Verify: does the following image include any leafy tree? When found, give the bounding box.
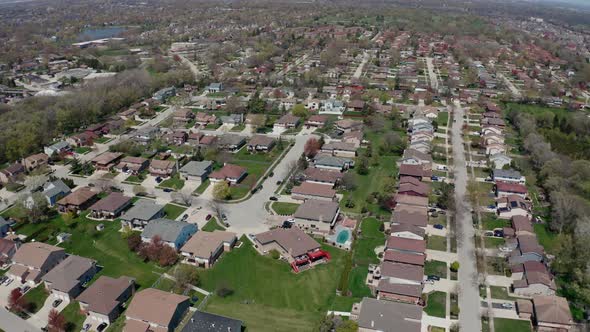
[304,138,321,158]
[292,104,309,119]
[336,320,358,332]
[450,261,460,272]
[213,181,231,200]
[356,156,369,175]
[48,309,66,332]
[8,288,25,312]
[341,172,357,191]
[127,232,142,251]
[174,264,200,290]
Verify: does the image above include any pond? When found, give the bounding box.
[77,26,127,41]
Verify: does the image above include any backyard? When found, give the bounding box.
[198,238,347,332]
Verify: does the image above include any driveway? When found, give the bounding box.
[28,294,70,329]
[451,100,482,332]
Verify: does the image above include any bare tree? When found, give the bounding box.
[173,190,193,206]
[208,201,226,220]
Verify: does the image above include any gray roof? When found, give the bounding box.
[357,297,422,332]
[180,160,213,177]
[42,255,96,293]
[120,199,164,222]
[43,180,71,199]
[218,134,245,146]
[141,218,196,243]
[181,311,242,332]
[0,216,9,228]
[314,154,353,168]
[493,168,522,179]
[293,199,339,222]
[48,141,69,151]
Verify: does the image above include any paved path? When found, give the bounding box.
[352,52,370,79]
[177,54,202,80]
[497,73,521,98]
[451,100,482,332]
[425,57,439,90]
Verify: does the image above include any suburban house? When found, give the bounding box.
[7,242,67,285]
[398,182,429,197]
[320,142,357,158]
[495,181,528,198]
[511,261,549,280]
[493,169,526,184]
[531,296,573,331]
[206,82,223,93]
[0,162,25,184]
[44,141,71,156]
[305,115,328,128]
[165,131,188,146]
[320,99,345,115]
[0,238,19,264]
[217,134,246,151]
[273,114,301,131]
[120,200,166,229]
[57,187,98,214]
[391,208,428,228]
[347,99,365,112]
[399,164,431,181]
[390,224,426,240]
[196,135,217,148]
[115,156,149,175]
[335,119,363,133]
[490,153,512,169]
[247,135,276,152]
[153,87,176,102]
[385,237,426,256]
[343,130,363,148]
[383,251,425,267]
[77,275,135,324]
[89,192,132,219]
[401,149,433,169]
[391,194,428,209]
[293,199,340,229]
[313,154,354,171]
[513,270,556,297]
[507,215,535,237]
[173,108,195,127]
[39,179,71,206]
[187,132,204,146]
[91,152,123,171]
[291,182,337,201]
[195,112,218,127]
[149,159,177,178]
[42,255,97,300]
[124,288,190,332]
[22,153,49,171]
[509,235,545,265]
[132,126,159,145]
[351,297,422,332]
[373,261,423,286]
[496,195,531,219]
[180,311,243,332]
[67,132,96,147]
[179,160,213,182]
[180,230,237,268]
[141,218,198,250]
[255,227,322,263]
[408,140,431,154]
[303,167,343,187]
[220,113,244,126]
[209,164,247,184]
[376,280,422,305]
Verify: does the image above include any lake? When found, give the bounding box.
[77,26,127,42]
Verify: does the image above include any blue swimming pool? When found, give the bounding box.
[336,229,351,244]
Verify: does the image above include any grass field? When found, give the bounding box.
[163,204,187,220]
[533,223,558,254]
[23,284,49,313]
[74,147,91,154]
[199,238,347,332]
[61,301,86,332]
[437,111,449,126]
[494,318,531,332]
[427,235,447,251]
[271,202,300,215]
[159,175,185,190]
[424,260,448,279]
[424,291,446,318]
[348,218,385,298]
[490,286,518,301]
[484,237,505,249]
[202,218,225,232]
[482,213,508,230]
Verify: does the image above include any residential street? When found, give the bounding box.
[425,57,439,90]
[0,307,40,332]
[451,100,482,332]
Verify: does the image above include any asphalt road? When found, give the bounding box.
[0,306,40,332]
[451,100,482,332]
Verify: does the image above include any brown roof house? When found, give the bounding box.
[22,153,49,172]
[291,182,337,202]
[273,114,300,131]
[115,157,149,175]
[173,108,195,127]
[320,141,357,158]
[7,242,67,285]
[77,275,135,324]
[351,297,421,332]
[89,192,133,219]
[532,296,573,331]
[42,255,97,300]
[383,251,425,267]
[305,115,328,128]
[124,288,190,332]
[399,164,432,181]
[0,238,20,265]
[247,135,276,152]
[303,167,343,187]
[255,227,321,263]
[149,159,177,178]
[376,279,423,305]
[57,187,98,214]
[91,152,123,171]
[513,270,556,297]
[385,237,426,256]
[0,162,25,184]
[180,230,237,268]
[209,164,247,185]
[293,199,340,231]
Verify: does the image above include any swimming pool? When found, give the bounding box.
[336,228,351,244]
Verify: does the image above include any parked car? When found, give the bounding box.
[82,324,91,332]
[431,176,439,181]
[276,180,282,185]
[97,323,108,332]
[493,230,504,238]
[433,224,444,230]
[205,214,212,221]
[501,303,514,309]
[181,214,188,221]
[484,177,493,182]
[282,220,293,228]
[163,188,173,192]
[269,196,278,201]
[427,275,440,281]
[155,176,163,183]
[52,299,63,308]
[21,286,31,293]
[285,218,295,223]
[484,231,494,237]
[4,278,13,286]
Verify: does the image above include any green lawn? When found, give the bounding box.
[481,213,509,230]
[194,179,210,194]
[163,204,187,220]
[490,286,518,301]
[61,301,86,332]
[427,235,447,251]
[202,218,225,232]
[424,260,448,279]
[23,284,49,313]
[348,218,385,298]
[437,111,449,126]
[159,175,185,190]
[199,238,347,332]
[424,291,446,318]
[124,172,147,184]
[330,295,362,312]
[494,318,531,332]
[74,147,91,154]
[94,137,112,144]
[533,223,558,254]
[271,202,300,215]
[484,237,505,249]
[230,124,246,132]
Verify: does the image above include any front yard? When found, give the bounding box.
[198,238,348,332]
[158,174,185,190]
[23,284,49,313]
[163,203,188,220]
[493,318,531,332]
[271,202,300,215]
[424,291,446,318]
[427,235,447,251]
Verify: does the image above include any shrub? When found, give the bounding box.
[216,285,234,298]
[270,249,280,260]
[450,261,460,272]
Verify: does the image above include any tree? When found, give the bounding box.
[249,114,266,132]
[380,132,405,154]
[8,288,24,312]
[191,148,204,161]
[208,201,226,221]
[174,264,200,290]
[437,183,455,211]
[356,156,369,175]
[212,181,231,200]
[292,104,309,119]
[17,191,50,223]
[127,232,142,251]
[158,245,178,266]
[450,261,460,272]
[341,172,357,191]
[173,190,193,206]
[304,138,321,158]
[62,211,76,227]
[336,320,358,332]
[48,309,66,332]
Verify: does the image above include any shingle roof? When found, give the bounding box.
[293,199,339,222]
[76,276,134,315]
[90,192,131,212]
[380,261,423,282]
[181,311,242,332]
[120,200,164,222]
[125,288,189,328]
[533,296,572,326]
[209,164,246,180]
[383,250,425,266]
[141,218,195,243]
[291,182,336,198]
[180,160,213,177]
[255,227,320,258]
[12,242,65,269]
[357,297,422,332]
[386,237,426,254]
[57,187,96,206]
[180,230,236,259]
[42,255,96,293]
